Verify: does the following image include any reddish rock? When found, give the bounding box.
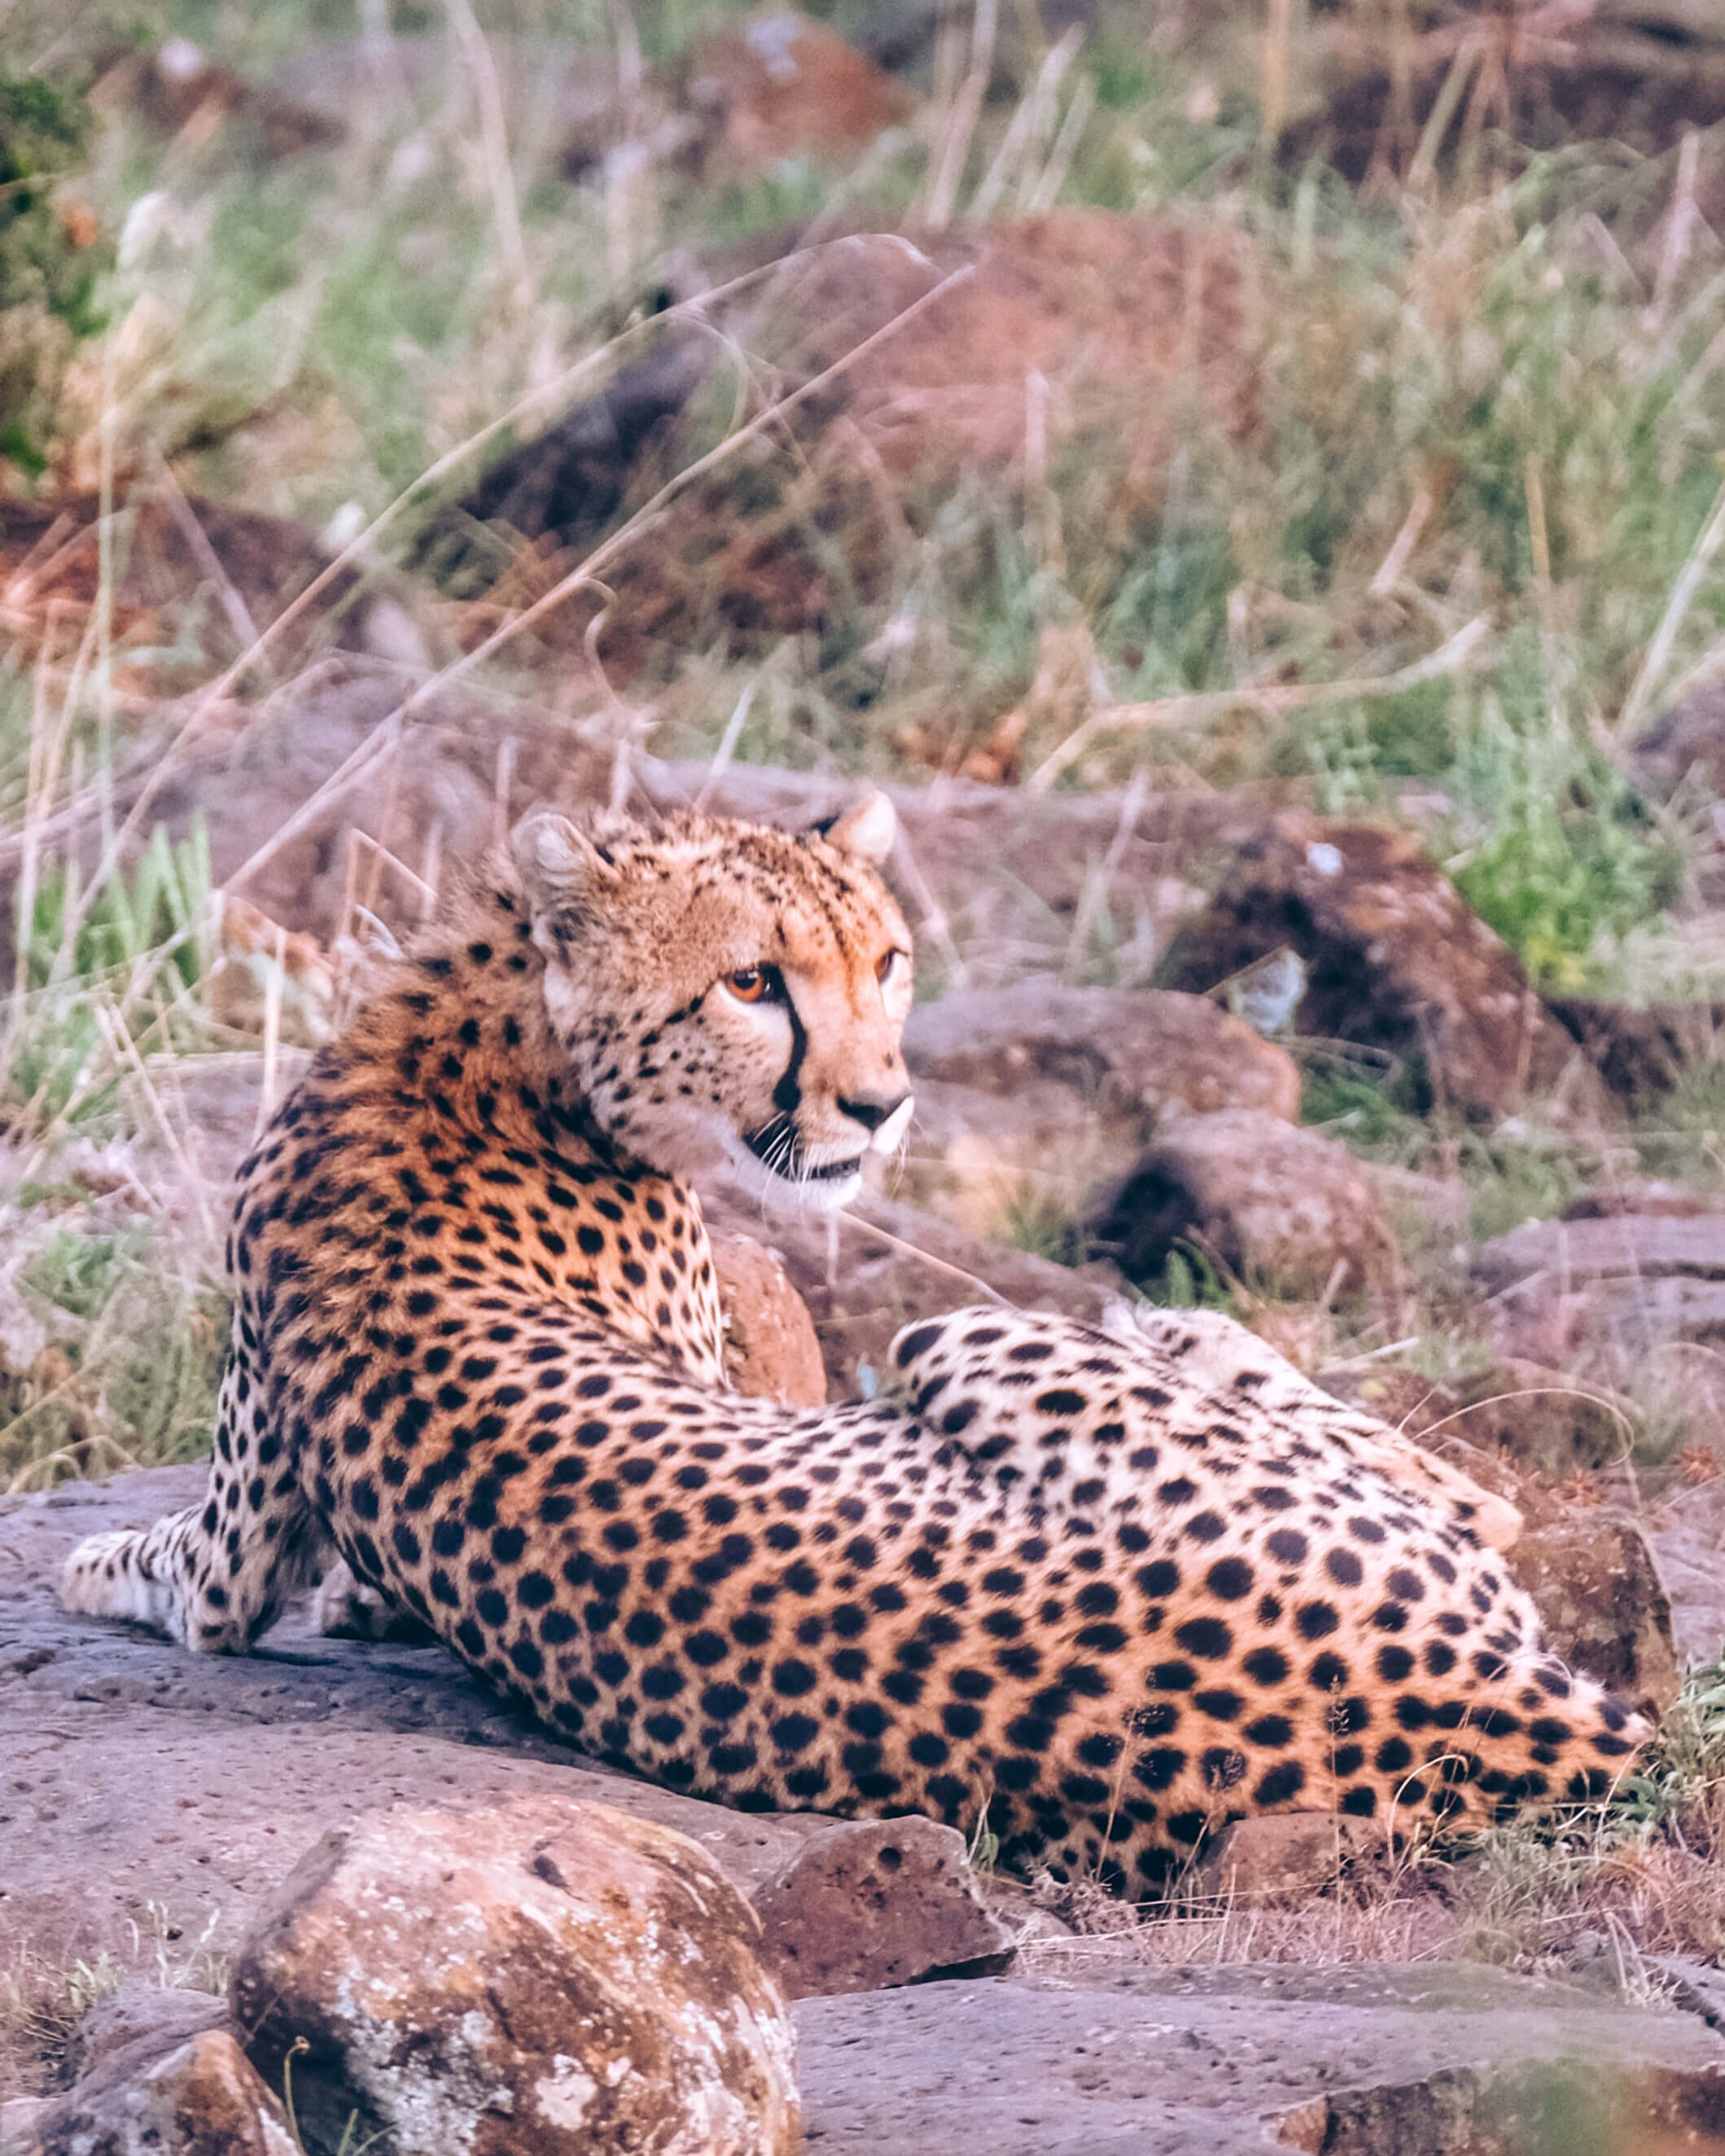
[707,1187,1127,1397]
[1548,998,1725,1105]
[1190,1813,1373,1905]
[231,1797,799,2156]
[674,11,913,177]
[710,1231,827,1406]
[1160,812,1595,1122]
[905,981,1300,1123]
[753,1817,1013,1998]
[1510,1514,1679,1720]
[33,2029,291,2156]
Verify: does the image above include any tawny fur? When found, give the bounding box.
[61,801,1643,1888]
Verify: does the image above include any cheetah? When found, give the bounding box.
[62,794,1644,1889]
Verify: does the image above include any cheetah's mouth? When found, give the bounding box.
[742,1127,865,1185]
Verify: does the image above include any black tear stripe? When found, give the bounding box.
[773,991,809,1116]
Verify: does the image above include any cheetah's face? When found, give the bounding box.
[513,794,913,1210]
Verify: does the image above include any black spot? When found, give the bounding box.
[1194,1689,1243,1721]
[1174,1617,1232,1660]
[1254,1760,1306,1805]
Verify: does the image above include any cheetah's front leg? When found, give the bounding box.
[60,1350,318,1652]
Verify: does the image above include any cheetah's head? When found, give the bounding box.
[512,794,913,1210]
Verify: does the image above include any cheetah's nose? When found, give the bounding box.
[838,1088,912,1135]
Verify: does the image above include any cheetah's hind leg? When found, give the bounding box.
[1112,1305,1524,1550]
[313,1558,437,1645]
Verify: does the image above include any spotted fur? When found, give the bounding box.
[61,798,1644,1887]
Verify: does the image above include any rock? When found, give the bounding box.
[707,1187,1127,1397]
[436,214,1256,661]
[62,1982,229,2088]
[1474,1211,1725,1296]
[77,652,1278,980]
[904,981,1301,1124]
[790,1964,1725,2155]
[1475,1211,1725,1381]
[1565,1178,1710,1221]
[1548,996,1725,1104]
[1189,1813,1368,1905]
[709,1231,826,1406]
[1084,1108,1399,1302]
[1632,678,1725,797]
[1648,1477,1725,1668]
[0,1464,835,1975]
[0,496,427,690]
[752,1817,1013,1999]
[895,982,1301,1236]
[896,1075,1122,1238]
[90,40,342,160]
[230,1795,799,2156]
[30,2029,291,2156]
[671,11,914,178]
[1159,811,1596,1122]
[1,2100,50,2151]
[1509,1513,1679,1717]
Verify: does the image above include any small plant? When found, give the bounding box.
[0,72,105,476]
[3,820,216,1130]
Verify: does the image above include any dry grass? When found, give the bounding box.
[0,1907,226,2103]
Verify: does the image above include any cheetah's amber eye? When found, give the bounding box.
[877,949,909,989]
[724,967,773,1004]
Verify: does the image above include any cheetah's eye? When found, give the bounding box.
[723,966,781,1005]
[876,949,909,990]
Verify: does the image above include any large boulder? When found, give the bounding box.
[1085,1107,1400,1302]
[230,1796,799,2156]
[902,981,1301,1125]
[1160,811,1596,1122]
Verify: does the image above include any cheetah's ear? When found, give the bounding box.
[815,789,896,867]
[511,811,620,923]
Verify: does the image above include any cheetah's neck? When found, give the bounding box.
[252,878,729,1385]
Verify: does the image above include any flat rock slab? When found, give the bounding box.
[793,1965,1725,2155]
[1649,1480,1725,1668]
[1474,1214,1725,1292]
[0,1467,841,1963]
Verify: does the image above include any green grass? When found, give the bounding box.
[0,1223,226,1493]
